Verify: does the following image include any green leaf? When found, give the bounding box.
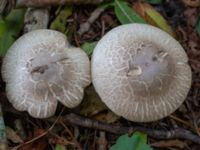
[50,6,72,33]
[81,42,97,56]
[114,0,146,24]
[196,14,200,37]
[99,0,115,9]
[0,9,25,56]
[55,144,65,150]
[109,132,152,150]
[0,116,6,141]
[145,0,163,4]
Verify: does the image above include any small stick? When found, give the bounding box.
[1,0,104,17]
[62,113,200,144]
[78,7,105,36]
[98,131,107,150]
[16,0,104,8]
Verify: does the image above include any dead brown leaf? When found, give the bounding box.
[133,2,175,36]
[79,85,107,116]
[182,0,200,7]
[6,126,23,144]
[17,129,48,150]
[94,111,119,123]
[151,139,186,148]
[79,85,120,123]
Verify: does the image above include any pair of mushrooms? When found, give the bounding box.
[2,24,192,122]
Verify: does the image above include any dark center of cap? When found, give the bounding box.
[127,42,174,96]
[26,52,68,82]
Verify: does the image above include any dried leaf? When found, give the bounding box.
[17,129,48,150]
[133,2,175,36]
[94,111,119,123]
[182,0,200,7]
[79,85,120,123]
[79,86,107,116]
[151,139,186,148]
[114,0,146,24]
[52,136,74,145]
[6,126,23,144]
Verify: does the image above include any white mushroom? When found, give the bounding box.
[2,29,91,118]
[92,23,192,122]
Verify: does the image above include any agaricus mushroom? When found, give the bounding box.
[2,29,91,118]
[92,24,192,122]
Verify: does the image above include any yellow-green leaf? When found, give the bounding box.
[133,2,174,36]
[145,7,174,36]
[0,9,25,56]
[55,144,65,150]
[50,6,72,33]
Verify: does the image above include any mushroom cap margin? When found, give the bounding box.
[2,29,91,118]
[91,23,192,122]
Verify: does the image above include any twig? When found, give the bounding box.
[60,121,83,150]
[1,0,104,17]
[78,7,105,36]
[16,0,104,8]
[62,113,200,144]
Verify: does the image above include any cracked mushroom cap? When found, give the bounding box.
[92,24,192,122]
[2,29,91,118]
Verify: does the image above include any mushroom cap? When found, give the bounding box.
[92,24,192,122]
[2,29,91,118]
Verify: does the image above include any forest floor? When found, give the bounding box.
[0,0,200,150]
